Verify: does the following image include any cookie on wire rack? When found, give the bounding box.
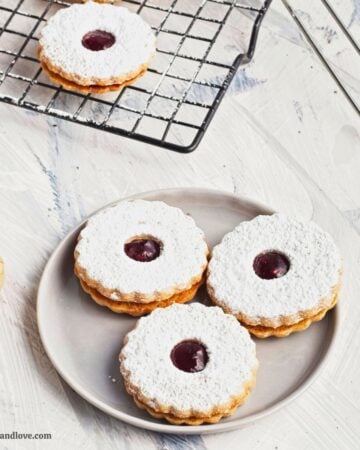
[207,214,342,338]
[74,200,209,316]
[38,2,156,94]
[120,303,258,425]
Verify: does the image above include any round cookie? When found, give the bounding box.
[207,214,342,338]
[38,2,156,92]
[74,200,209,315]
[120,303,258,425]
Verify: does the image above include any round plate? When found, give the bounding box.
[37,188,338,434]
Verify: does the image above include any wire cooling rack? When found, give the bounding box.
[0,0,272,152]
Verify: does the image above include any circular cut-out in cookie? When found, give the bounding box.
[207,213,342,338]
[120,303,258,425]
[74,200,209,314]
[38,2,156,90]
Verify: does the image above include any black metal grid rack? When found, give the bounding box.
[0,0,271,152]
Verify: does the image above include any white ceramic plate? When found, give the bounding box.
[37,188,338,434]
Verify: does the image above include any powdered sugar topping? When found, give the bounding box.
[39,2,156,82]
[207,214,341,321]
[120,303,257,414]
[75,200,208,296]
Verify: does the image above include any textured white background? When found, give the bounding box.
[0,0,359,449]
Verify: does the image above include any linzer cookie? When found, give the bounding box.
[207,214,342,338]
[38,2,156,94]
[120,303,258,425]
[74,200,208,316]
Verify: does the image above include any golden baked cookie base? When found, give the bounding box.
[80,278,203,316]
[208,280,340,338]
[121,370,257,425]
[40,60,146,94]
[247,291,339,338]
[133,396,241,425]
[38,44,153,90]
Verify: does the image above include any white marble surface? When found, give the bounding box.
[0,0,359,449]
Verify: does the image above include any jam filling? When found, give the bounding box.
[124,238,161,262]
[82,30,115,51]
[170,340,208,373]
[253,251,290,280]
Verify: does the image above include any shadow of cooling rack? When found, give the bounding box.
[0,0,272,152]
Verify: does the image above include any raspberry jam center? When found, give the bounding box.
[170,340,208,373]
[124,238,161,262]
[82,30,115,51]
[253,251,290,280]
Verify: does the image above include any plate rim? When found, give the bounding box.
[37,187,339,435]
